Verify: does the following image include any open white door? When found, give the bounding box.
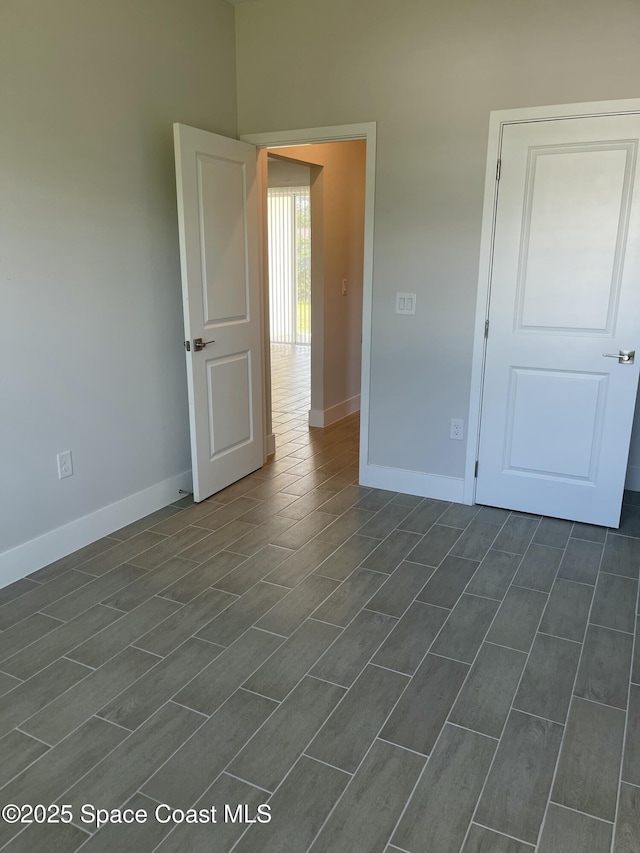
[174,124,264,502]
[476,113,640,527]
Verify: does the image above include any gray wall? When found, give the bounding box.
[0,0,238,560]
[235,0,640,481]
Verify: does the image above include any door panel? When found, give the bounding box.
[206,352,253,455]
[504,368,607,480]
[174,124,264,502]
[476,115,640,527]
[517,145,633,333]
[199,154,249,323]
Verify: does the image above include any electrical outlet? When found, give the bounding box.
[342,279,348,296]
[57,450,73,479]
[450,419,464,441]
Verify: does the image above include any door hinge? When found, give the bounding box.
[484,319,489,339]
[475,460,479,478]
[496,159,501,182]
[183,340,191,352]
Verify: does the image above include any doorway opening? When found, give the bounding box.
[264,140,367,454]
[267,158,312,446]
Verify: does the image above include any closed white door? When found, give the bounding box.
[174,124,264,502]
[476,114,640,527]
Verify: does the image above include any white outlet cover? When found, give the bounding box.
[450,419,464,440]
[396,292,417,315]
[57,450,74,479]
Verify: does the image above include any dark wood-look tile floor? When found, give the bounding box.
[1,343,640,851]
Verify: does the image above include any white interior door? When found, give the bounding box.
[174,124,264,502]
[476,113,640,527]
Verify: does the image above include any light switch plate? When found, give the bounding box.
[396,292,417,315]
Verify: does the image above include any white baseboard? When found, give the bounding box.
[626,465,640,492]
[360,462,467,504]
[309,394,361,428]
[0,470,193,588]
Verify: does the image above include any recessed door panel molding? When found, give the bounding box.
[174,124,264,502]
[503,368,607,482]
[474,109,640,527]
[207,352,253,458]
[515,142,636,335]
[198,154,250,326]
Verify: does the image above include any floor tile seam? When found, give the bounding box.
[131,594,242,657]
[91,628,238,726]
[609,572,640,850]
[61,820,93,844]
[300,751,355,777]
[1,655,110,747]
[510,580,556,596]
[13,725,52,749]
[462,569,556,851]
[546,799,615,826]
[203,658,353,798]
[369,661,413,678]
[251,625,288,640]
[306,673,350,691]
[302,630,422,782]
[167,698,209,720]
[0,611,68,663]
[0,666,24,685]
[428,650,475,668]
[305,566,400,631]
[419,511,515,613]
[446,720,500,742]
[0,568,115,627]
[509,700,570,728]
[29,535,153,579]
[606,530,640,542]
[224,715,358,851]
[77,698,226,812]
[554,575,601,592]
[536,630,582,646]
[42,589,133,625]
[371,727,434,851]
[532,535,611,850]
[388,569,526,851]
[135,678,284,815]
[13,704,176,821]
[381,564,494,696]
[599,568,640,582]
[309,557,452,699]
[469,819,536,849]
[375,735,430,759]
[239,685,283,704]
[571,684,629,711]
[0,727,58,792]
[588,620,635,637]
[223,770,274,796]
[303,725,415,852]
[568,535,607,545]
[459,589,503,603]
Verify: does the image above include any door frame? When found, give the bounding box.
[464,97,640,506]
[242,123,377,472]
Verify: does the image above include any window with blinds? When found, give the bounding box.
[267,187,311,344]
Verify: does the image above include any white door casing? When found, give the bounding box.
[174,124,264,502]
[475,111,640,527]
